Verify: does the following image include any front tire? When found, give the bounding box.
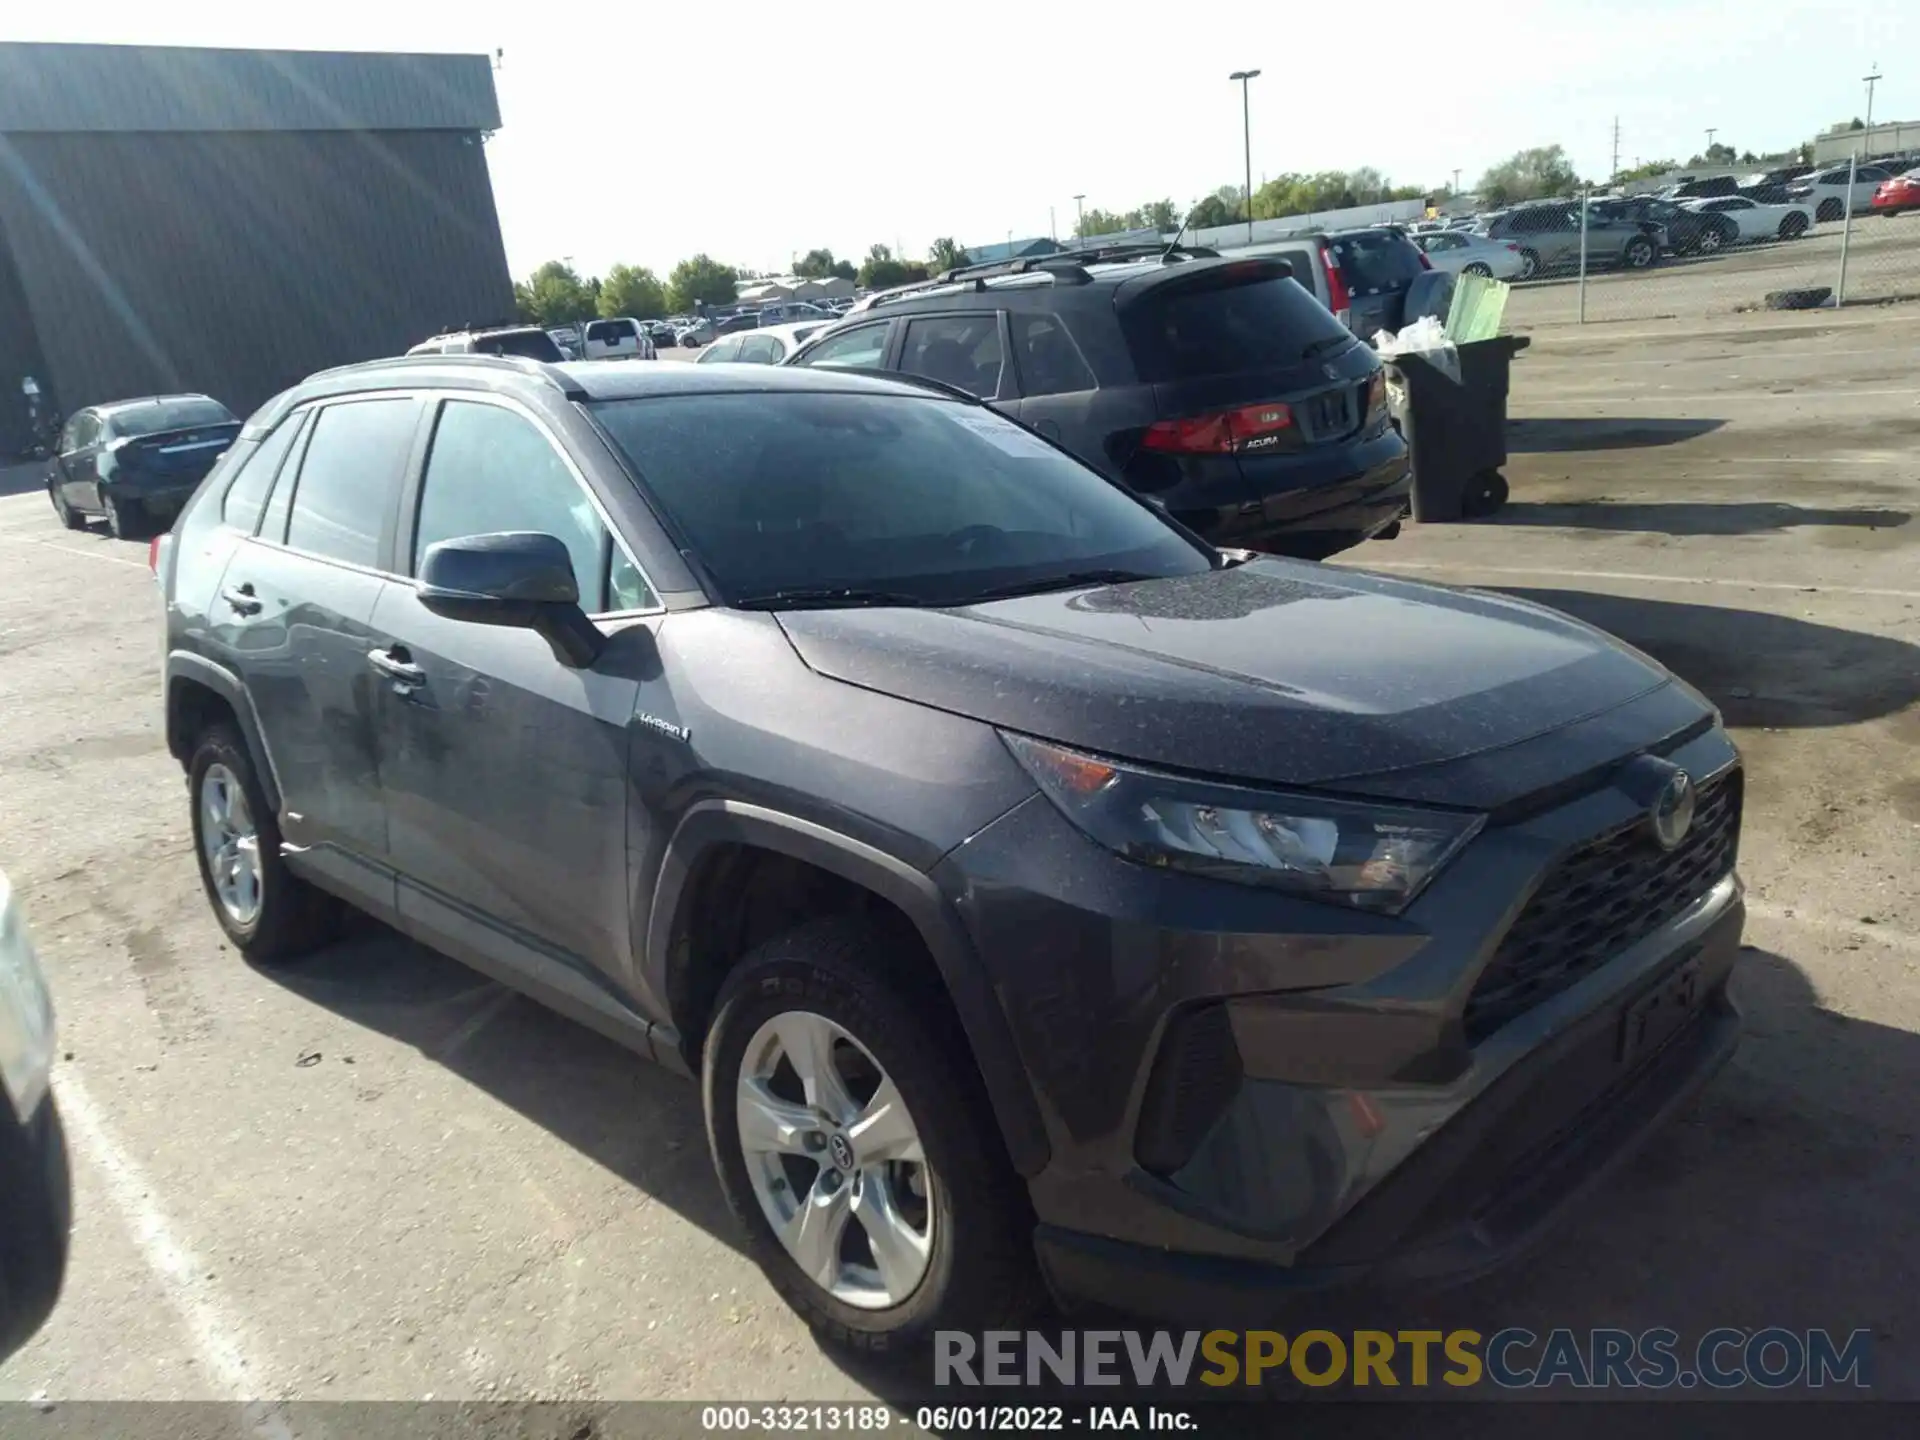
[1779,213,1808,240]
[1623,236,1657,269]
[1463,261,1493,278]
[1516,248,1540,280]
[188,725,336,961]
[703,918,1038,1354]
[1695,226,1724,254]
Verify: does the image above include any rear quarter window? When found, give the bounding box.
[1327,234,1426,294]
[1122,273,1353,383]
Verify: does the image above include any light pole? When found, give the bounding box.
[1452,168,1461,197]
[1705,127,1717,156]
[1073,193,1085,241]
[1865,66,1883,132]
[1229,69,1261,243]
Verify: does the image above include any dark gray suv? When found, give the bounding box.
[156,355,1746,1346]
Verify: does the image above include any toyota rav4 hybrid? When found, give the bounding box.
[154,355,1746,1346]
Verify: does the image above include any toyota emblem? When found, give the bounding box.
[1650,770,1696,851]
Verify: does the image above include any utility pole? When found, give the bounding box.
[1705,127,1717,155]
[1229,69,1262,244]
[1050,206,1057,242]
[1610,115,1621,182]
[1452,167,1461,195]
[1073,193,1085,240]
[1865,65,1883,132]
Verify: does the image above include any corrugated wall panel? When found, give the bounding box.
[0,45,500,133]
[0,129,515,419]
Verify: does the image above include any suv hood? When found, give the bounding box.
[776,560,1689,803]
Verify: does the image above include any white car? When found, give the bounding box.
[1682,194,1815,242]
[1789,164,1894,223]
[1410,229,1527,280]
[694,320,838,365]
[579,316,657,361]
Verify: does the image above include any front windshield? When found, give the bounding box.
[589,391,1212,604]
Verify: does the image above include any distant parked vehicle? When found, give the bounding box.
[1789,165,1893,222]
[1683,194,1814,242]
[580,317,657,361]
[1475,204,1661,279]
[1222,226,1452,338]
[407,326,567,362]
[1871,167,1920,217]
[546,329,581,359]
[46,393,240,538]
[676,318,717,347]
[694,320,836,365]
[1409,229,1526,279]
[1663,176,1741,200]
[1592,196,1735,256]
[715,312,762,336]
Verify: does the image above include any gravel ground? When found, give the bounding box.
[0,302,1916,1408]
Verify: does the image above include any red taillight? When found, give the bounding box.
[1142,403,1293,455]
[1320,246,1351,320]
[1417,249,1432,270]
[1504,242,1520,252]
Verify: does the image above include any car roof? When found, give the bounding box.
[96,392,223,415]
[272,352,958,426]
[755,320,836,342]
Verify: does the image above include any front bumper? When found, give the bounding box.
[0,1095,72,1362]
[938,724,1743,1321]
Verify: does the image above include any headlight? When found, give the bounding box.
[1003,734,1484,915]
[0,872,57,1124]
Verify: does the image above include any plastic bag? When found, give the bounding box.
[1371,315,1461,384]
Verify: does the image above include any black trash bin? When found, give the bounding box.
[1384,333,1530,522]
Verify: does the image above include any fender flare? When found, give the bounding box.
[646,800,1051,1177]
[164,652,283,814]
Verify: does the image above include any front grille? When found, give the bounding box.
[1463,769,1741,1043]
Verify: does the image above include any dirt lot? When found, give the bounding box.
[1,304,1917,1405]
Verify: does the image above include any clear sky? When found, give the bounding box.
[5,2,1912,281]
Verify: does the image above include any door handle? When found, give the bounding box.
[220,584,262,616]
[367,647,426,688]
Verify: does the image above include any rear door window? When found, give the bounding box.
[795,322,890,369]
[481,330,565,362]
[1010,314,1096,397]
[281,398,420,568]
[1325,234,1424,296]
[1122,272,1353,382]
[736,335,780,364]
[900,315,1004,397]
[221,412,307,534]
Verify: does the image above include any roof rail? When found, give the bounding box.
[307,352,586,398]
[1060,242,1220,263]
[803,365,985,405]
[857,255,1095,313]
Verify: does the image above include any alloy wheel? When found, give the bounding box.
[199,762,263,925]
[736,1010,935,1310]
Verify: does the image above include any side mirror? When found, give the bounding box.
[418,531,603,667]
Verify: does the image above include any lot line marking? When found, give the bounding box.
[1354,560,1920,602]
[54,1068,297,1430]
[1518,387,1920,406]
[0,532,147,569]
[1527,344,1920,371]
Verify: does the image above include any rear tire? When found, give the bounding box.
[48,482,84,530]
[103,494,141,540]
[1463,262,1493,278]
[703,917,1040,1355]
[1623,237,1657,269]
[1516,248,1540,280]
[187,724,338,962]
[1695,227,1724,254]
[1816,198,1843,223]
[1779,213,1808,240]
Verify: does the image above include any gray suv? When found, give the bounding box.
[1478,203,1662,279]
[155,354,1746,1345]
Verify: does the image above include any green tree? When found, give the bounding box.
[1476,144,1581,203]
[1615,158,1678,183]
[1140,198,1179,231]
[795,248,856,281]
[928,237,971,273]
[1188,191,1238,229]
[513,260,597,326]
[855,243,929,290]
[598,263,666,320]
[665,253,739,313]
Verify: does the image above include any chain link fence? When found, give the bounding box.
[1501,156,1920,329]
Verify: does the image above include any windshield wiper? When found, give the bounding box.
[960,569,1160,604]
[733,587,931,611]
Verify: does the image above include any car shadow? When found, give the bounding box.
[261,908,1920,1406]
[1507,418,1726,452]
[1499,588,1920,727]
[1492,501,1910,537]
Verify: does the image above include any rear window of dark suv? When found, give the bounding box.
[1325,231,1426,292]
[477,329,566,362]
[1122,268,1354,382]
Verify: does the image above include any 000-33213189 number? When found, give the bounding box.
[700,1405,898,1431]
